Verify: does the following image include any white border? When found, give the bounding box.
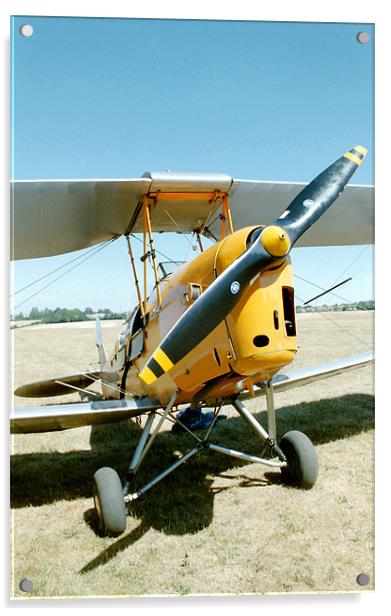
[1,0,380,22]
[2,1,389,614]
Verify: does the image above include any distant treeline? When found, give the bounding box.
[11,301,374,324]
[12,307,127,324]
[296,300,374,313]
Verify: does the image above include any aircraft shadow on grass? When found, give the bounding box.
[11,392,374,506]
[11,393,374,571]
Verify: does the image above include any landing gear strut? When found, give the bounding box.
[92,383,318,536]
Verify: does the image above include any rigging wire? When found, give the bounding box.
[294,244,372,307]
[129,233,184,265]
[198,210,222,241]
[12,233,183,400]
[12,237,118,311]
[198,196,225,240]
[294,273,372,309]
[295,293,372,350]
[290,232,372,349]
[330,244,370,286]
[163,208,196,251]
[14,333,132,400]
[11,237,117,297]
[303,277,352,305]
[162,208,201,262]
[294,245,373,346]
[12,222,373,401]
[11,233,134,400]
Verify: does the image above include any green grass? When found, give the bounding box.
[11,312,374,598]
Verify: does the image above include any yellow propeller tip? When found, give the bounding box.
[354,145,368,156]
[343,146,368,166]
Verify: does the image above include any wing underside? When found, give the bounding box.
[11,172,374,260]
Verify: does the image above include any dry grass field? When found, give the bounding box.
[10,311,374,598]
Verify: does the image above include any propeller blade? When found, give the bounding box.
[140,239,278,385]
[139,146,367,385]
[274,145,367,245]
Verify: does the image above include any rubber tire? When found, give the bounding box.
[279,430,318,489]
[93,467,127,536]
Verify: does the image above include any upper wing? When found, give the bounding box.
[218,180,374,248]
[10,173,232,260]
[11,177,150,260]
[11,172,374,260]
[11,352,373,434]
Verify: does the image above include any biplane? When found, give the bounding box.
[11,146,374,536]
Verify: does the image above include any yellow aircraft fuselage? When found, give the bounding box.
[103,225,297,405]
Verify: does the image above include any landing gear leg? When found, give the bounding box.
[264,380,277,441]
[233,380,318,489]
[92,392,179,537]
[232,394,286,461]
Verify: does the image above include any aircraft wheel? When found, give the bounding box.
[278,430,318,489]
[93,467,127,536]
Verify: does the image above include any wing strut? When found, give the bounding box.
[125,235,145,317]
[126,189,235,319]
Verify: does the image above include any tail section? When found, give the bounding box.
[96,316,107,368]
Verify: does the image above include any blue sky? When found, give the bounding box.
[10,17,374,313]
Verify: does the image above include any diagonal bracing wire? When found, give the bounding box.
[330,244,370,286]
[295,293,372,350]
[12,237,118,311]
[129,233,184,265]
[14,334,132,400]
[294,273,371,309]
[11,237,117,297]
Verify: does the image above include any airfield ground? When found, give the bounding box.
[10,311,374,598]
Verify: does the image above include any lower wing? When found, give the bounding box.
[11,352,373,434]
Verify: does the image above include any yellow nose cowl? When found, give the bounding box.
[261,225,291,257]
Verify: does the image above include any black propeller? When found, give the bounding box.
[140,146,367,385]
